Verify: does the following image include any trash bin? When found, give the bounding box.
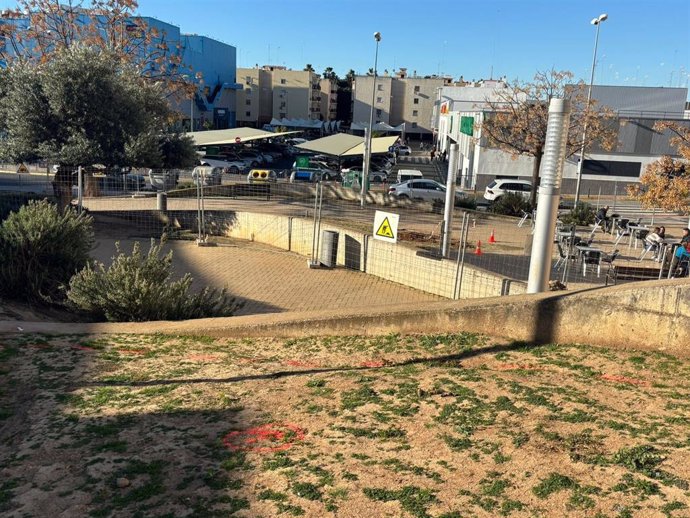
[157,192,167,211]
[320,230,339,268]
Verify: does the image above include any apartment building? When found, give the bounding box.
[320,78,338,122]
[352,69,450,137]
[236,66,325,127]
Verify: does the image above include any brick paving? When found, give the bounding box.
[91,237,440,316]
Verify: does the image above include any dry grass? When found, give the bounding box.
[1,332,690,517]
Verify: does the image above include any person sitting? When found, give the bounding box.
[644,227,664,260]
[670,228,690,276]
[658,226,666,239]
[595,206,610,233]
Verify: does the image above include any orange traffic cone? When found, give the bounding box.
[474,240,483,255]
[489,229,496,244]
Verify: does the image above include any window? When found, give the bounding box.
[376,97,382,103]
[412,122,418,128]
[413,98,419,104]
[377,84,383,91]
[414,85,420,93]
[245,76,251,85]
[412,110,418,117]
[376,109,382,117]
[280,78,287,84]
[245,111,251,117]
[246,99,251,105]
[245,88,251,94]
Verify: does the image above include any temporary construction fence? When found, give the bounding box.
[1,166,687,316]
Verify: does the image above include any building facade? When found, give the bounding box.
[352,69,450,137]
[236,66,332,127]
[436,85,690,194]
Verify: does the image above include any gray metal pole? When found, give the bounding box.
[574,16,605,207]
[361,34,381,208]
[527,99,572,294]
[77,166,83,214]
[442,143,459,257]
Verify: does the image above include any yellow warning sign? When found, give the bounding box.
[373,210,399,243]
[17,163,28,174]
[376,217,394,238]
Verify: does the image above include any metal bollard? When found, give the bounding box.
[157,192,167,211]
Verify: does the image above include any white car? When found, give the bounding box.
[395,145,412,155]
[483,179,533,202]
[341,168,388,183]
[199,156,248,174]
[388,179,465,203]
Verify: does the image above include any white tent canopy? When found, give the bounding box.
[350,122,405,132]
[189,128,275,146]
[270,118,342,134]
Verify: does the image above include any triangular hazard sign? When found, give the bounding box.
[376,217,394,238]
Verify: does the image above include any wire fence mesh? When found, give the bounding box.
[1,157,689,317]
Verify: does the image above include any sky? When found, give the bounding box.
[2,0,689,93]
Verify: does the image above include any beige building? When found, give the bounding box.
[319,78,338,122]
[236,66,326,127]
[352,69,450,136]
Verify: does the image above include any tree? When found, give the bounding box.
[628,121,690,213]
[345,69,356,85]
[304,63,314,72]
[0,45,192,206]
[479,69,617,205]
[0,0,190,95]
[322,66,338,81]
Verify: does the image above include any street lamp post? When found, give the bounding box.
[574,13,608,207]
[361,31,381,208]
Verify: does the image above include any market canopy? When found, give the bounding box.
[295,133,400,157]
[189,128,292,147]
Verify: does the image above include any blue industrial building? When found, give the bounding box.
[0,13,239,129]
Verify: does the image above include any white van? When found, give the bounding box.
[396,169,424,184]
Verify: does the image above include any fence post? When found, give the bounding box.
[77,166,83,214]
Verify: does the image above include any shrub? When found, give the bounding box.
[0,192,52,221]
[66,238,243,322]
[560,202,595,226]
[489,192,532,217]
[0,200,93,303]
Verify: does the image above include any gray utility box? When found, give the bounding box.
[320,230,339,268]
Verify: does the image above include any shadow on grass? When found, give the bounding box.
[85,340,536,389]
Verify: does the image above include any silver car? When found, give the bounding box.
[388,179,464,202]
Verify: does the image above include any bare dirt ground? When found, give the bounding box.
[1,332,690,517]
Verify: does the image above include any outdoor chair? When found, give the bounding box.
[554,241,578,271]
[613,219,631,246]
[582,250,603,277]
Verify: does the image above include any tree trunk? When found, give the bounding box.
[530,150,543,207]
[52,166,74,211]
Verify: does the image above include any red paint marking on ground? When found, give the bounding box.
[186,354,220,362]
[284,360,319,368]
[118,349,146,356]
[360,360,386,368]
[600,373,650,387]
[222,423,306,453]
[72,345,97,352]
[495,363,545,371]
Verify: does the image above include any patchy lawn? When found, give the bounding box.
[1,332,690,517]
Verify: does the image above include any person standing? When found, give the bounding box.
[430,149,435,161]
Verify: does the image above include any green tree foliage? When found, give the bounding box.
[0,200,94,303]
[67,239,243,322]
[489,192,533,217]
[560,202,595,226]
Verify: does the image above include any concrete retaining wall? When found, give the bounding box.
[5,280,689,356]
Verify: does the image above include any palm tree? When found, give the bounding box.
[304,63,314,72]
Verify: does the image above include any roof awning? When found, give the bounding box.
[189,128,275,146]
[295,133,400,157]
[342,136,400,156]
[350,122,405,132]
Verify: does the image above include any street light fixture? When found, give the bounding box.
[574,13,608,207]
[361,31,381,207]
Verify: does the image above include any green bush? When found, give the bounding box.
[489,192,532,217]
[560,203,595,226]
[66,239,243,322]
[0,192,52,221]
[0,200,94,303]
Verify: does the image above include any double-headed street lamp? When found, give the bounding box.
[361,31,381,208]
[574,13,608,207]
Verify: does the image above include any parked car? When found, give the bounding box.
[395,145,412,155]
[388,179,466,203]
[236,150,268,167]
[483,179,533,202]
[199,156,247,174]
[289,168,341,183]
[192,166,223,186]
[342,168,388,183]
[148,169,179,191]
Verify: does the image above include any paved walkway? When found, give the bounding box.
[91,237,440,316]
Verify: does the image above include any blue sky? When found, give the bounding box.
[3,0,689,91]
